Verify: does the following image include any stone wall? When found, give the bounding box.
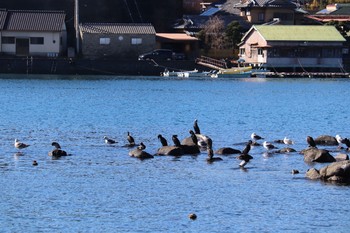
[81,34,156,59]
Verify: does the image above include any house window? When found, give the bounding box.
[273,13,293,21]
[272,48,279,57]
[258,48,263,55]
[2,37,15,44]
[322,48,335,57]
[131,38,142,45]
[100,38,110,45]
[30,37,44,44]
[343,48,349,54]
[258,13,265,21]
[240,48,245,55]
[246,9,250,16]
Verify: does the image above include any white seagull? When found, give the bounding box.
[14,139,30,150]
[336,135,345,145]
[251,132,264,141]
[263,141,276,150]
[283,137,294,145]
[104,136,117,144]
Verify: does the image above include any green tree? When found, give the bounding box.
[225,21,243,49]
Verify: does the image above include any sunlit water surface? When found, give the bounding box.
[0,75,350,232]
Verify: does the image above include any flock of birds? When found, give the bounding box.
[13,119,350,168]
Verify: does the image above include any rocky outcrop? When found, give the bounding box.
[275,147,297,153]
[181,137,196,146]
[180,145,200,155]
[129,148,154,159]
[306,161,350,183]
[306,168,322,180]
[302,147,336,163]
[157,146,184,156]
[335,153,349,162]
[314,135,338,146]
[215,147,241,155]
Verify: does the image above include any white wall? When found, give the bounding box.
[1,31,63,56]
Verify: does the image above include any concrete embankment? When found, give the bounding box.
[0,57,208,76]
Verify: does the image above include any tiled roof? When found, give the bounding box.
[0,9,7,30]
[5,10,65,31]
[220,0,242,14]
[253,25,346,42]
[233,0,296,8]
[80,23,156,34]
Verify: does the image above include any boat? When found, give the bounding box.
[218,65,252,75]
[196,56,253,78]
[160,68,216,78]
[161,68,198,77]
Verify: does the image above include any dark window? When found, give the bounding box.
[30,37,44,44]
[240,48,245,55]
[273,13,293,21]
[2,37,15,44]
[258,13,265,22]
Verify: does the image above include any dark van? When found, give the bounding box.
[138,49,173,61]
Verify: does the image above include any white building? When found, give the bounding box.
[0,10,67,57]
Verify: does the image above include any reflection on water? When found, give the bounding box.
[1,75,350,232]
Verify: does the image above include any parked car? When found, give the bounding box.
[138,49,185,61]
[172,52,185,60]
[138,49,173,61]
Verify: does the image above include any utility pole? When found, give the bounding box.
[74,0,80,55]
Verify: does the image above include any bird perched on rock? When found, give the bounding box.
[242,140,252,155]
[236,153,253,168]
[138,142,146,150]
[48,142,67,157]
[204,136,213,149]
[193,119,200,134]
[158,134,168,146]
[342,138,350,150]
[127,132,135,146]
[251,132,264,141]
[14,139,30,150]
[189,130,198,146]
[129,143,153,160]
[236,140,254,168]
[336,135,345,145]
[104,136,117,144]
[283,137,294,145]
[306,136,317,148]
[172,135,181,147]
[263,141,277,150]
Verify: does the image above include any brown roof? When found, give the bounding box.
[80,23,156,34]
[4,10,65,31]
[156,33,198,41]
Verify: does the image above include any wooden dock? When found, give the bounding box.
[251,71,350,78]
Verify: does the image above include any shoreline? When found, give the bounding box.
[0,57,349,78]
[0,57,209,76]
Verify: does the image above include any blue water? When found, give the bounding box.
[1,75,350,232]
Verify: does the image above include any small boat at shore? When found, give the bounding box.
[213,66,252,78]
[218,66,252,75]
[195,56,254,78]
[160,69,217,78]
